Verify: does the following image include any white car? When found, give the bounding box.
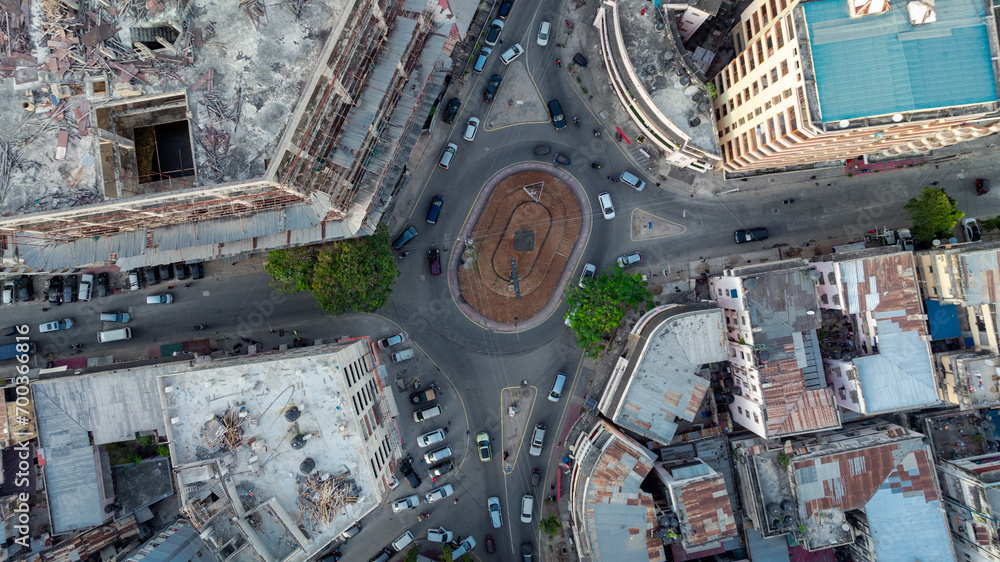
[452,536,477,558]
[488,496,503,528]
[417,429,447,448]
[963,217,982,242]
[392,494,421,512]
[617,251,642,268]
[1,280,13,305]
[520,494,534,523]
[463,117,480,141]
[500,43,524,65]
[537,21,550,46]
[377,332,405,349]
[598,192,615,220]
[425,484,455,503]
[427,527,454,543]
[578,263,596,288]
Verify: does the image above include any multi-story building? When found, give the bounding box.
[649,457,738,554]
[733,421,954,559]
[711,0,1000,174]
[916,241,1000,407]
[0,0,463,272]
[125,519,220,562]
[815,248,941,414]
[708,260,841,438]
[568,419,663,562]
[937,452,1000,561]
[598,304,728,445]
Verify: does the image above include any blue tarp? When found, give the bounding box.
[925,299,960,340]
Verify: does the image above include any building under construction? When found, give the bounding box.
[0,0,468,272]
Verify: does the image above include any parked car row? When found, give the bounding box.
[129,262,203,291]
[2,276,34,305]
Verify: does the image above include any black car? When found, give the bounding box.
[428,249,441,276]
[158,264,173,282]
[522,542,533,560]
[190,262,204,279]
[399,459,422,488]
[442,97,461,124]
[18,280,33,302]
[497,0,513,18]
[426,195,444,224]
[62,275,77,303]
[174,263,189,280]
[428,461,455,477]
[734,227,769,244]
[145,266,161,286]
[483,74,502,103]
[95,273,108,297]
[548,100,566,129]
[47,277,62,305]
[485,19,504,46]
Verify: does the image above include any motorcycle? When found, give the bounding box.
[593,129,601,138]
[606,176,618,183]
[194,324,207,330]
[573,116,580,127]
[398,251,410,259]
[591,162,602,170]
[71,343,83,350]
[556,59,561,68]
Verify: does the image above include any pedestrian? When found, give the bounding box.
[931,181,939,185]
[826,183,832,186]
[809,175,816,180]
[184,283,191,287]
[499,38,503,44]
[279,329,285,337]
[453,498,459,504]
[989,144,996,148]
[293,330,298,335]
[168,285,175,289]
[42,307,49,312]
[588,95,593,100]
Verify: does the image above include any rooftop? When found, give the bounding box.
[161,340,385,561]
[801,0,999,122]
[669,472,738,549]
[0,0,341,217]
[959,247,1000,306]
[577,422,663,562]
[612,0,720,156]
[742,267,840,436]
[33,369,167,533]
[834,252,938,412]
[605,306,727,444]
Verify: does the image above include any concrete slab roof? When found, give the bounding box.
[160,340,384,561]
[0,0,344,218]
[802,0,998,122]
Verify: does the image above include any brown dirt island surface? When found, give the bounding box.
[458,171,582,323]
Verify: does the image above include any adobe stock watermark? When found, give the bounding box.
[8,324,35,548]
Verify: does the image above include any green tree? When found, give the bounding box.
[904,187,964,247]
[265,223,400,315]
[439,545,454,562]
[539,514,563,537]
[156,445,170,458]
[564,267,653,357]
[404,546,419,562]
[981,216,1000,233]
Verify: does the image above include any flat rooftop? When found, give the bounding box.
[802,0,999,122]
[615,1,720,155]
[0,0,341,217]
[161,342,382,560]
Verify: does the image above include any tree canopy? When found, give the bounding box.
[564,267,653,357]
[904,187,964,247]
[265,223,399,315]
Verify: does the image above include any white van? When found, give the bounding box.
[528,424,546,456]
[520,494,534,523]
[391,349,414,363]
[78,273,94,302]
[391,530,415,552]
[620,171,646,192]
[98,327,132,343]
[422,446,453,464]
[413,405,442,422]
[548,372,567,402]
[146,294,173,304]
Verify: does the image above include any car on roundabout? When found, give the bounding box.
[483,74,502,102]
[477,431,492,462]
[617,251,642,268]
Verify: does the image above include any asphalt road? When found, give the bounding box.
[6,2,1000,560]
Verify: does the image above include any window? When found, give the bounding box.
[722,104,728,116]
[794,60,799,70]
[742,133,749,155]
[780,60,789,76]
[764,101,771,110]
[770,0,778,17]
[755,107,762,116]
[766,33,774,57]
[744,87,751,100]
[771,67,779,82]
[739,54,747,78]
[753,412,759,423]
[773,95,782,105]
[746,112,753,122]
[756,40,764,64]
[752,13,760,34]
[738,406,744,414]
[729,100,735,111]
[779,0,786,10]
[761,74,769,88]
[739,117,745,126]
[725,68,732,89]
[736,93,742,106]
[778,113,787,136]
[786,14,795,39]
[761,5,769,25]
[768,118,776,141]
[775,19,784,48]
[715,109,721,121]
[746,19,753,39]
[752,81,759,96]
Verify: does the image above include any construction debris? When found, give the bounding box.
[201,406,246,452]
[296,471,359,530]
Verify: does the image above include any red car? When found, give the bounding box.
[485,534,496,554]
[428,249,442,276]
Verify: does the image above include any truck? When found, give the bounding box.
[0,341,36,361]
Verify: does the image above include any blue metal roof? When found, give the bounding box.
[854,315,939,412]
[925,299,961,340]
[803,0,998,121]
[866,466,954,560]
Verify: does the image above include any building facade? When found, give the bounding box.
[711,0,1000,174]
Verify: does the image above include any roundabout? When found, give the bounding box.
[452,164,591,331]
